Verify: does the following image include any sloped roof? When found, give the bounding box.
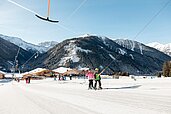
[0,71,5,74]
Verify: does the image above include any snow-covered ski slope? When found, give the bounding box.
[0,77,171,114]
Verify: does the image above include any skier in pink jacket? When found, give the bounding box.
[86,69,95,89]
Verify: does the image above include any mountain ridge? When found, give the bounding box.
[147,42,171,56]
[0,34,57,53]
[27,35,171,75]
[1,33,171,74]
[0,37,33,72]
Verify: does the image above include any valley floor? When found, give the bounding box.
[0,77,171,114]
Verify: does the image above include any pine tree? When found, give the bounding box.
[163,61,171,77]
[169,62,171,77]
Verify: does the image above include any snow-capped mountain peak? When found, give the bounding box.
[38,41,58,48]
[0,34,56,53]
[147,42,164,48]
[147,42,171,56]
[78,34,91,38]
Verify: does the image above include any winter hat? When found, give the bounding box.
[95,68,99,71]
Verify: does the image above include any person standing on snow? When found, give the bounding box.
[94,68,102,90]
[86,69,94,89]
[69,74,72,80]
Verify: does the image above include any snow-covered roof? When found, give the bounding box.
[4,73,23,78]
[53,67,72,74]
[0,71,6,74]
[22,68,47,76]
[29,68,47,73]
[78,67,89,71]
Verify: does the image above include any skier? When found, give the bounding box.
[58,74,61,81]
[25,77,28,84]
[54,75,57,81]
[86,69,94,90]
[94,68,102,90]
[28,77,31,84]
[26,77,30,84]
[69,74,72,80]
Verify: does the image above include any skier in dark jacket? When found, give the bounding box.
[94,68,102,90]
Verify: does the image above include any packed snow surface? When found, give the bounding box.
[0,77,171,114]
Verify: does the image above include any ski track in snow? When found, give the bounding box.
[0,78,171,114]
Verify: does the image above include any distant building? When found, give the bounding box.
[0,71,5,79]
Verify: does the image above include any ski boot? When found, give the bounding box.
[88,87,92,90]
[97,87,103,90]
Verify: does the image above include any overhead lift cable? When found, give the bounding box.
[133,0,171,40]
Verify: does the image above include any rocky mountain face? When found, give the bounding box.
[114,39,171,63]
[28,36,171,75]
[0,38,33,72]
[146,42,171,56]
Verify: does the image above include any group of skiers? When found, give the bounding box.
[23,68,102,88]
[86,68,102,90]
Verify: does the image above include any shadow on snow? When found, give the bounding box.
[0,79,13,84]
[103,85,142,90]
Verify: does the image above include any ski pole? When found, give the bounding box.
[99,59,115,75]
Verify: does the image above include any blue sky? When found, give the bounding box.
[0,0,171,44]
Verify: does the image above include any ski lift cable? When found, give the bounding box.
[7,0,58,23]
[7,0,78,35]
[7,0,39,15]
[66,0,88,20]
[58,23,78,35]
[15,46,20,61]
[59,0,88,34]
[99,59,115,75]
[14,46,20,66]
[133,0,171,40]
[21,51,39,68]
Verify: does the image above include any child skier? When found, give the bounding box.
[86,69,94,89]
[94,68,102,90]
